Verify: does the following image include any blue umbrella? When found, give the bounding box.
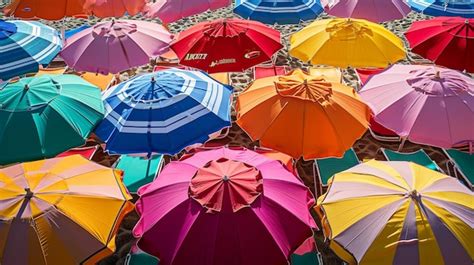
[0,20,63,80]
[234,0,324,24]
[64,24,90,39]
[95,69,233,156]
[408,0,474,18]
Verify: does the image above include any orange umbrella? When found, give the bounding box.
[82,0,146,18]
[4,0,85,20]
[236,69,370,159]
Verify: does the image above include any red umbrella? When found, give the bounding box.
[405,17,473,73]
[171,18,283,73]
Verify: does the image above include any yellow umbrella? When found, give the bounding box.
[0,155,133,265]
[316,160,473,265]
[290,18,406,68]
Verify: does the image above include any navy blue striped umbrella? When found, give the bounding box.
[95,69,233,156]
[408,0,474,18]
[0,20,62,80]
[234,0,323,24]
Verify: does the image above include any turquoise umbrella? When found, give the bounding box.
[0,74,104,165]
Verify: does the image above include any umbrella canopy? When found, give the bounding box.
[60,19,173,75]
[405,17,473,73]
[0,20,62,80]
[316,159,473,265]
[143,0,230,23]
[0,74,104,166]
[408,0,474,18]
[233,0,324,25]
[359,64,474,149]
[289,18,406,68]
[236,69,370,159]
[82,0,146,17]
[133,147,316,265]
[171,18,283,73]
[320,0,411,22]
[0,155,133,265]
[3,0,84,20]
[94,69,232,156]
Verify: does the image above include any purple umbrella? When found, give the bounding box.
[359,64,474,150]
[60,19,173,74]
[133,147,317,265]
[321,0,411,22]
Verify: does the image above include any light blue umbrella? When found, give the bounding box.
[95,69,233,156]
[408,0,474,18]
[0,20,63,80]
[234,0,324,24]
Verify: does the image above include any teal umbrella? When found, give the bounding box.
[0,74,104,165]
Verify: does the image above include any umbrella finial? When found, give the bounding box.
[434,70,441,79]
[24,84,29,91]
[24,188,34,199]
[151,76,155,83]
[222,175,229,182]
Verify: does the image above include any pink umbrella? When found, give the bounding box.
[143,0,230,23]
[61,19,173,74]
[359,64,474,150]
[81,0,146,18]
[133,147,317,265]
[320,0,411,22]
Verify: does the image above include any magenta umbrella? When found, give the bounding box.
[61,19,173,74]
[320,0,411,22]
[143,0,230,23]
[359,64,474,150]
[133,147,317,265]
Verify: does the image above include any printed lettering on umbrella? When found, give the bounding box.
[184,53,208,60]
[210,58,237,67]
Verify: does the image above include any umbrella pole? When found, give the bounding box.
[398,137,406,152]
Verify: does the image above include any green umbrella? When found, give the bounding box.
[0,74,104,165]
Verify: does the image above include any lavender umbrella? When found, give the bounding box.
[321,0,411,22]
[60,19,173,74]
[359,64,474,150]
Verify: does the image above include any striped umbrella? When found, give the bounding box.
[316,160,473,265]
[0,20,62,81]
[234,0,324,24]
[0,74,104,166]
[407,0,474,18]
[94,69,233,156]
[0,155,133,265]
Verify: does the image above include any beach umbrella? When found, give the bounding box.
[3,0,84,20]
[60,19,173,75]
[320,0,411,22]
[405,17,473,73]
[0,74,104,166]
[0,20,62,80]
[171,18,283,73]
[316,159,473,265]
[289,18,406,68]
[359,64,474,150]
[133,147,317,265]
[408,0,474,18]
[233,0,324,24]
[0,155,133,265]
[143,0,230,23]
[94,69,232,156]
[236,69,370,159]
[81,0,146,17]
